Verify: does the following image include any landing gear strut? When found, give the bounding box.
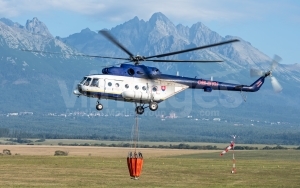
[96,100,103,111]
[135,101,158,115]
[135,106,144,115]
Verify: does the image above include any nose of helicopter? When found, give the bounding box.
[73,84,82,96]
[73,89,81,96]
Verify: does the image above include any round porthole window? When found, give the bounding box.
[135,85,139,90]
[125,84,129,89]
[142,86,147,91]
[152,86,157,92]
[108,82,112,86]
[128,68,135,76]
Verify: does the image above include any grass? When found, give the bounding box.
[0,149,300,187]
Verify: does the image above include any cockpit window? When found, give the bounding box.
[91,78,99,87]
[84,78,92,86]
[80,77,87,84]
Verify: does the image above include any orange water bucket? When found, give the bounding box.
[127,152,143,179]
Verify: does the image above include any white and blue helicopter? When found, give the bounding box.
[71,31,282,114]
[25,30,282,115]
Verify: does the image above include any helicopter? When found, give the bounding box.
[25,30,282,115]
[72,30,283,114]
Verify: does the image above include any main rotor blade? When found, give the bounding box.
[145,39,239,59]
[22,49,130,60]
[99,30,134,58]
[270,76,283,93]
[144,59,223,63]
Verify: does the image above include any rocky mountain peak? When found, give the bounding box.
[147,12,178,41]
[149,12,169,21]
[0,18,15,26]
[149,12,174,27]
[0,18,23,28]
[81,28,92,33]
[25,17,52,37]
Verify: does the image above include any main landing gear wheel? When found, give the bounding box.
[96,103,103,111]
[149,102,158,111]
[135,106,144,115]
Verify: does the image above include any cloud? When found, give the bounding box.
[0,0,299,25]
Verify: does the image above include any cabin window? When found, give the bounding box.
[115,83,119,87]
[85,78,92,86]
[108,82,112,87]
[142,86,147,91]
[152,86,157,92]
[91,78,99,87]
[125,84,129,89]
[135,85,139,90]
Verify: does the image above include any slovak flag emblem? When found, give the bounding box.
[161,86,166,91]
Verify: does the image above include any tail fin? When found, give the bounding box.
[249,77,265,91]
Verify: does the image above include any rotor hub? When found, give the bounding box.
[131,55,145,65]
[265,71,272,77]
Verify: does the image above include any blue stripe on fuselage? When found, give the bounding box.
[154,74,265,92]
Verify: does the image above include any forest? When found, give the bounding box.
[0,114,299,145]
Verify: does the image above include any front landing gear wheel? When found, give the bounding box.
[96,103,103,111]
[135,106,144,115]
[149,102,158,111]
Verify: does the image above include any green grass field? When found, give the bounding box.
[0,149,299,187]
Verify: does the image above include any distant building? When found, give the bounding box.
[168,112,177,119]
[8,113,18,116]
[19,112,33,115]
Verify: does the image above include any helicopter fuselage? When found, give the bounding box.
[74,65,266,109]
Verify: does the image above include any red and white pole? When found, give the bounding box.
[231,135,236,174]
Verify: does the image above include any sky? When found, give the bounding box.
[0,0,299,64]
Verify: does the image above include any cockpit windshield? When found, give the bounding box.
[80,77,87,84]
[84,77,92,86]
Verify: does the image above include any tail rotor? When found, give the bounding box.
[250,55,283,93]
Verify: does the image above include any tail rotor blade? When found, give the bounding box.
[250,68,264,77]
[270,77,283,93]
[270,55,282,71]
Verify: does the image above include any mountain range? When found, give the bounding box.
[1,12,300,124]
